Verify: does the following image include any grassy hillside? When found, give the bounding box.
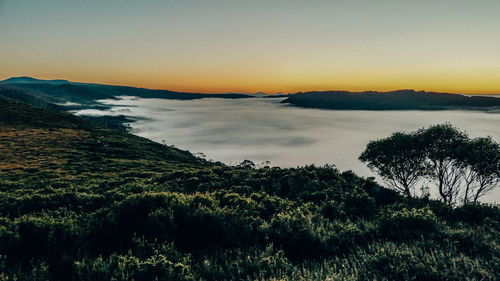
[0,98,499,280]
[282,90,500,111]
[0,97,203,186]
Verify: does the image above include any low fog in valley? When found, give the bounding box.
[74,97,500,202]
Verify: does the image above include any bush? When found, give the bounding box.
[341,190,377,219]
[262,208,326,259]
[197,244,291,281]
[379,207,439,240]
[74,252,194,281]
[361,242,497,281]
[452,203,500,225]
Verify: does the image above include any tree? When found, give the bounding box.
[359,131,427,197]
[418,124,469,205]
[360,124,500,204]
[462,137,500,203]
[238,160,256,169]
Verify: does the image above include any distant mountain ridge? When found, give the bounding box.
[282,90,500,111]
[0,76,71,84]
[0,76,275,96]
[0,76,255,106]
[2,77,500,111]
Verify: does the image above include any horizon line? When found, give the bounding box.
[2,75,500,96]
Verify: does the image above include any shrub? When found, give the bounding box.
[452,203,500,225]
[197,244,291,281]
[262,209,326,259]
[379,207,439,240]
[74,252,194,281]
[360,241,498,281]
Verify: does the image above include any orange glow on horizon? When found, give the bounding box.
[2,72,498,95]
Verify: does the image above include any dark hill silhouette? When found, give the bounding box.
[0,76,254,105]
[282,90,500,110]
[0,76,71,84]
[3,77,500,111]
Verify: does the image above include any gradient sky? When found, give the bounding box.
[1,0,499,93]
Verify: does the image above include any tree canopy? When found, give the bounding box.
[360,124,500,205]
[359,132,427,197]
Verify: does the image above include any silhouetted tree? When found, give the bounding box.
[359,131,427,197]
[360,124,500,204]
[418,124,469,205]
[462,137,500,203]
[238,160,256,169]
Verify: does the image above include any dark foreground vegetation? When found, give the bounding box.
[282,90,500,110]
[0,97,499,280]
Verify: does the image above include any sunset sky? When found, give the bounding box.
[1,0,499,94]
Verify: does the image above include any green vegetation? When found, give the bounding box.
[1,98,499,280]
[360,124,500,205]
[282,90,500,110]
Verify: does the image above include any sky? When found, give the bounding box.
[1,0,500,94]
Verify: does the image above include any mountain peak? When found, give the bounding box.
[0,76,71,84]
